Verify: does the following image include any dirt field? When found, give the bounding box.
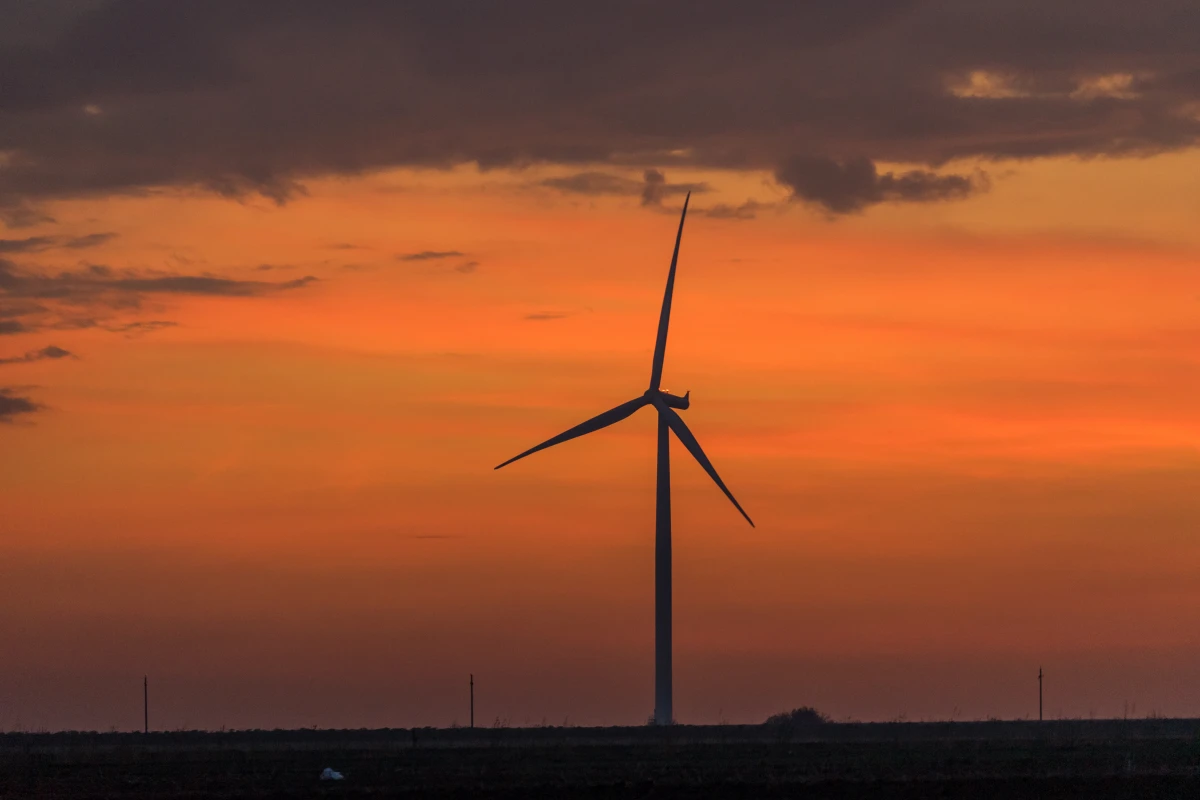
[3,721,1198,798]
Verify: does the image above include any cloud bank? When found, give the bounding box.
[0,0,1195,217]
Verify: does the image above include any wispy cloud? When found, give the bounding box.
[454,261,480,274]
[540,169,710,208]
[0,256,319,421]
[540,172,641,195]
[0,319,30,335]
[102,321,178,337]
[398,250,464,261]
[0,261,318,300]
[0,204,56,230]
[524,312,570,321]
[0,345,75,365]
[702,200,775,220]
[640,169,709,207]
[0,233,118,254]
[0,387,41,422]
[0,259,317,336]
[81,273,318,296]
[62,233,119,249]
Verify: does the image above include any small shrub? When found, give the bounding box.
[765,707,828,744]
[764,707,829,728]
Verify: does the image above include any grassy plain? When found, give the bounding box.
[2,720,1198,798]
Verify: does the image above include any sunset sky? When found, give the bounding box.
[3,1,1200,731]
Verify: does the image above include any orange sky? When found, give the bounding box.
[3,155,1200,730]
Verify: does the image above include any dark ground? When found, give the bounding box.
[2,720,1199,798]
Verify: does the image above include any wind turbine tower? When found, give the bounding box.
[495,194,753,725]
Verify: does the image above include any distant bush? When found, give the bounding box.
[764,707,830,729]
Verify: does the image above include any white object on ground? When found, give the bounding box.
[319,768,344,781]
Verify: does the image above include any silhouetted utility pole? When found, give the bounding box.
[1038,668,1043,722]
[143,676,149,734]
[470,674,474,729]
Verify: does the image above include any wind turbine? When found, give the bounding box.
[494,193,753,726]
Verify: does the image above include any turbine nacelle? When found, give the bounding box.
[648,388,690,410]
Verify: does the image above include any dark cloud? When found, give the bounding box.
[0,1,1197,216]
[0,232,117,253]
[454,261,479,274]
[775,156,984,214]
[0,387,41,421]
[398,250,465,261]
[524,312,569,321]
[0,319,29,335]
[0,344,74,365]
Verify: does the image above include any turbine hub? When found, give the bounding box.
[650,388,690,410]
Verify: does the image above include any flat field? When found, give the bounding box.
[2,720,1198,798]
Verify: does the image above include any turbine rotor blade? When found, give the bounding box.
[648,193,690,390]
[658,404,754,527]
[495,396,650,470]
